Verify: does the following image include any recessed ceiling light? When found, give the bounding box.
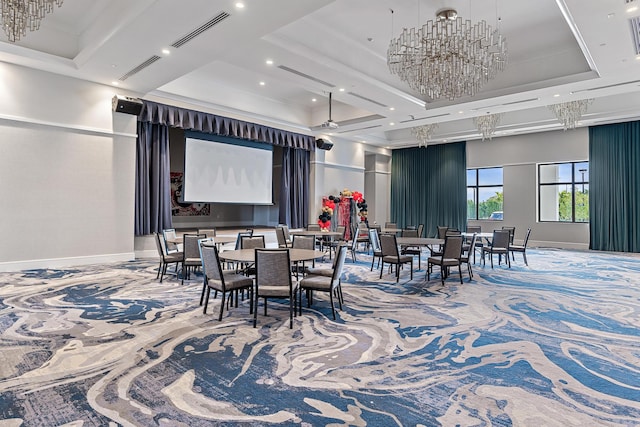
[636,55,640,60]
[390,122,395,126]
[553,94,560,97]
[162,48,170,55]
[265,59,273,65]
[627,6,638,13]
[607,13,615,19]
[458,110,464,114]
[389,107,395,111]
[111,81,119,86]
[235,2,245,9]
[443,139,448,142]
[259,81,265,86]
[312,98,317,102]
[339,88,345,92]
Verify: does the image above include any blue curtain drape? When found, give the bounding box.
[135,100,313,235]
[589,121,640,252]
[390,142,467,237]
[135,121,172,235]
[279,147,309,228]
[139,100,315,151]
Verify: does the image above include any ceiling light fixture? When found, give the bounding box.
[387,7,507,103]
[548,99,593,130]
[1,0,63,42]
[473,113,502,140]
[411,124,438,147]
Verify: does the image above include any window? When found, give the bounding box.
[467,167,503,220]
[539,161,589,222]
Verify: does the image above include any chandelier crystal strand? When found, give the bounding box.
[1,0,63,42]
[473,113,502,141]
[548,99,593,130]
[387,8,507,104]
[411,123,438,147]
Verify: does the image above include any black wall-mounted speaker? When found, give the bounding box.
[112,95,143,115]
[316,138,334,151]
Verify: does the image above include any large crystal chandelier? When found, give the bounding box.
[473,113,502,141]
[411,124,438,147]
[1,0,63,42]
[548,99,593,130]
[387,7,507,103]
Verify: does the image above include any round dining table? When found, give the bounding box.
[217,248,324,263]
[167,235,237,246]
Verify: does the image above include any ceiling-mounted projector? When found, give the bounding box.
[321,120,339,130]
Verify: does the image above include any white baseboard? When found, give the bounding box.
[0,252,136,273]
[529,240,589,251]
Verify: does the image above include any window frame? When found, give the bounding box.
[538,161,589,223]
[467,167,504,220]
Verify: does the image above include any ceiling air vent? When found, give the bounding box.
[630,16,640,54]
[347,92,388,108]
[277,65,335,87]
[119,55,161,81]
[171,12,231,48]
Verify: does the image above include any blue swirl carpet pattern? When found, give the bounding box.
[0,248,639,426]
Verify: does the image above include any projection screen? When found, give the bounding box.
[183,135,273,204]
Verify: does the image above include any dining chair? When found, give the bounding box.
[181,233,206,285]
[502,226,516,245]
[239,235,265,276]
[292,234,316,277]
[162,228,182,254]
[459,233,477,281]
[384,222,397,229]
[427,235,463,284]
[198,228,217,238]
[307,224,321,231]
[200,243,254,321]
[328,225,346,259]
[299,244,348,320]
[465,225,482,263]
[197,237,215,305]
[368,228,383,271]
[379,233,413,282]
[348,224,360,263]
[254,248,299,329]
[416,224,424,238]
[400,228,422,269]
[275,226,292,248]
[509,228,532,265]
[154,232,182,283]
[481,230,511,268]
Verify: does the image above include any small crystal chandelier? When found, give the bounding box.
[548,99,593,130]
[1,0,63,42]
[387,7,507,104]
[473,113,502,141]
[411,124,438,147]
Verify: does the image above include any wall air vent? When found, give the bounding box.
[277,65,335,87]
[347,92,388,108]
[118,55,161,81]
[171,12,231,48]
[630,16,640,54]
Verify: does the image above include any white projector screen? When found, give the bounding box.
[183,135,273,204]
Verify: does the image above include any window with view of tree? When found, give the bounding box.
[539,161,589,222]
[467,167,503,220]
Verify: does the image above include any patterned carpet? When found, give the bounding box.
[0,248,639,426]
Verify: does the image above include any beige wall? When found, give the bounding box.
[0,62,137,271]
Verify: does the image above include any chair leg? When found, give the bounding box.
[203,287,211,314]
[523,251,528,266]
[458,264,463,284]
[410,260,413,280]
[253,294,258,328]
[218,290,225,321]
[329,289,336,320]
[156,261,162,279]
[380,261,384,279]
[200,279,207,306]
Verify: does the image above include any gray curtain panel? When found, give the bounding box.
[135,121,173,235]
[390,142,467,237]
[589,121,640,252]
[279,147,310,229]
